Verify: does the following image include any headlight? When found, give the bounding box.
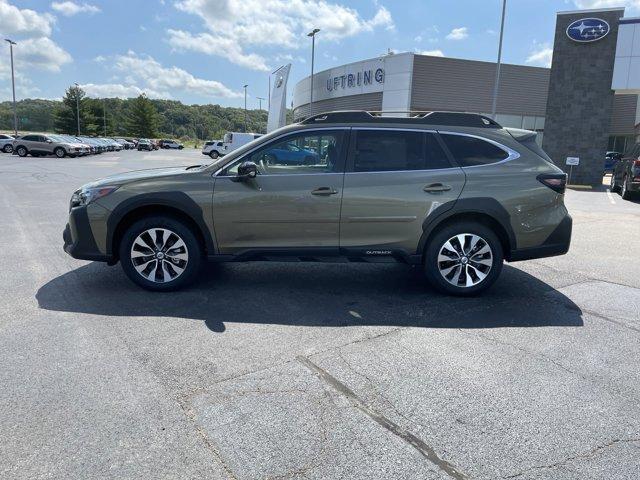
[70,185,119,208]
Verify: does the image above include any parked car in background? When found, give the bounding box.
[78,136,103,154]
[13,134,86,158]
[263,141,319,165]
[202,140,226,159]
[610,142,640,200]
[604,151,621,174]
[115,138,135,149]
[63,111,572,295]
[137,139,153,151]
[1,133,14,153]
[159,139,184,149]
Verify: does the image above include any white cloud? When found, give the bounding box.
[93,55,106,62]
[0,0,54,37]
[418,49,445,57]
[170,0,394,70]
[13,37,73,72]
[82,83,168,99]
[573,1,640,10]
[446,27,468,40]
[51,1,101,16]
[167,29,270,71]
[90,51,243,99]
[526,43,553,68]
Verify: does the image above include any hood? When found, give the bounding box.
[85,166,195,188]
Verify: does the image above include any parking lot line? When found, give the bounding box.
[606,188,616,205]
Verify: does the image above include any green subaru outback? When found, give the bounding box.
[63,111,571,295]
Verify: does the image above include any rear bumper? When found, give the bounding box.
[63,206,112,262]
[508,214,572,262]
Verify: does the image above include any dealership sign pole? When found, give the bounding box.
[5,39,18,137]
[307,29,320,117]
[491,0,507,119]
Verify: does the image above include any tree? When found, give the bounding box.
[127,94,158,138]
[53,85,97,135]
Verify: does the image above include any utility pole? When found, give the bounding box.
[5,39,18,137]
[243,84,248,132]
[491,0,507,119]
[103,99,107,136]
[307,28,320,116]
[74,82,81,135]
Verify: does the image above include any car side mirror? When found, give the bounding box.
[235,161,258,181]
[46,139,52,143]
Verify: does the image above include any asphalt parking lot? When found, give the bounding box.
[1,149,639,480]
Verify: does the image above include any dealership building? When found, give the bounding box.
[289,7,640,185]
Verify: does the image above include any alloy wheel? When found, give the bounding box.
[130,228,189,283]
[437,233,493,288]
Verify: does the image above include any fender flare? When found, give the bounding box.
[106,191,215,256]
[416,197,517,257]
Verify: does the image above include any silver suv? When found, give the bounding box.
[13,134,88,158]
[63,111,572,295]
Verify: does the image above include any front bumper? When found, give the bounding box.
[509,214,572,262]
[63,206,112,262]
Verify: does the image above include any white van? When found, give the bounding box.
[223,132,262,154]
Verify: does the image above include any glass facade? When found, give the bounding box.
[607,135,635,153]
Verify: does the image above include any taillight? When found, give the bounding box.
[537,173,567,194]
[633,159,640,168]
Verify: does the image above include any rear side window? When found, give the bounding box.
[353,130,451,172]
[22,135,38,141]
[441,134,509,167]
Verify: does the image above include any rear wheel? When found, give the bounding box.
[209,150,219,159]
[16,146,27,157]
[424,221,503,296]
[119,216,202,291]
[621,175,632,200]
[2,144,12,153]
[610,173,618,192]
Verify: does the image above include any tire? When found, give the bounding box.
[424,221,503,296]
[2,144,12,153]
[16,146,27,157]
[119,216,203,291]
[610,173,618,192]
[621,175,632,200]
[209,151,219,159]
[54,147,66,158]
[178,146,184,150]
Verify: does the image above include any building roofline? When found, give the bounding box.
[557,7,625,15]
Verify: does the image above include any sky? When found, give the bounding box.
[1,0,639,108]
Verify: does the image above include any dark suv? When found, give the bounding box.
[610,142,640,200]
[63,111,572,295]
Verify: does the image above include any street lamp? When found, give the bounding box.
[243,84,248,132]
[256,96,265,111]
[74,82,80,135]
[491,0,507,119]
[103,98,107,136]
[307,28,320,117]
[4,39,17,137]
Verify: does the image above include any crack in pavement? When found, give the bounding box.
[502,437,640,478]
[296,355,469,480]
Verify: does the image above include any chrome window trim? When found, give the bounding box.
[212,126,351,177]
[437,130,520,168]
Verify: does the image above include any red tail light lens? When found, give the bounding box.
[537,173,567,194]
[633,159,640,167]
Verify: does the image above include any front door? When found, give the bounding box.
[340,129,466,257]
[212,129,348,254]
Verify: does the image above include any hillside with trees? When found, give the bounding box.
[0,85,270,142]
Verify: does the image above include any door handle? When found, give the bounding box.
[311,187,339,196]
[423,183,452,193]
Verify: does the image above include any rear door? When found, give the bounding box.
[340,128,465,257]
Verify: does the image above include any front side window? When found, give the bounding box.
[352,130,451,172]
[440,134,509,167]
[226,130,345,175]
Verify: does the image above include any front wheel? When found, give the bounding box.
[209,151,219,159]
[54,147,66,158]
[16,146,27,157]
[424,222,503,296]
[610,173,618,192]
[119,216,202,291]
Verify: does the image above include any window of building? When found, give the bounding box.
[440,134,509,167]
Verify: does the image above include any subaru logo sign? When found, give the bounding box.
[566,18,610,43]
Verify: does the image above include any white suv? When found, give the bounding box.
[202,140,226,159]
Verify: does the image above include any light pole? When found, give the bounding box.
[243,84,248,132]
[74,82,81,135]
[5,39,17,137]
[103,99,107,136]
[307,28,320,117]
[491,0,507,119]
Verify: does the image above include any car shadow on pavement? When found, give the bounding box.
[36,262,583,332]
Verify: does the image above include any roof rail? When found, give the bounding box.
[300,110,502,128]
